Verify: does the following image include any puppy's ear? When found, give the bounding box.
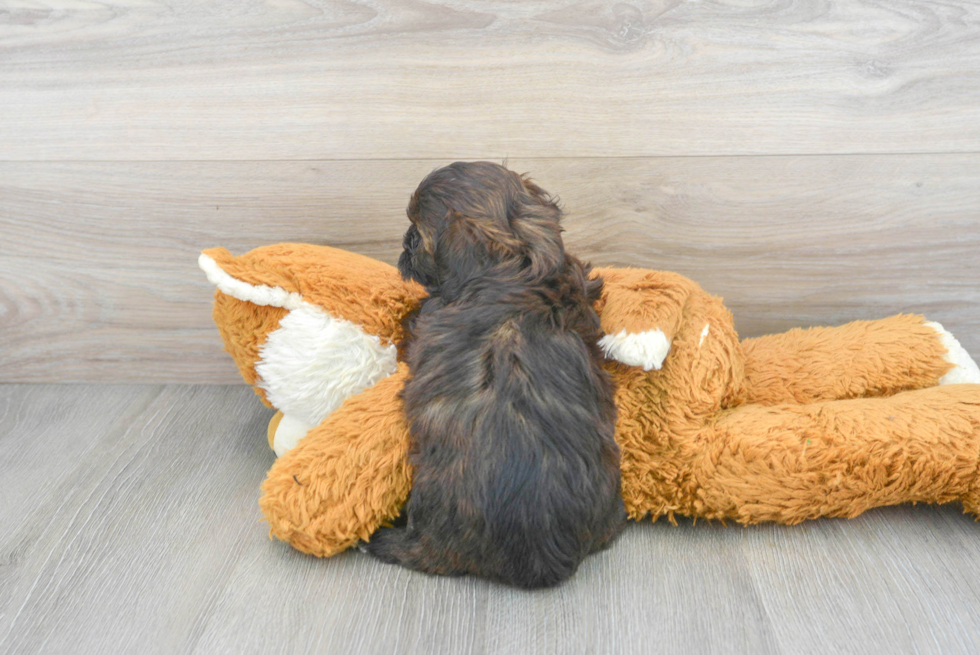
[417,222,438,257]
[446,211,523,260]
[510,177,565,280]
[406,189,438,256]
[435,211,523,287]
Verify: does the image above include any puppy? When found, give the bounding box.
[364,162,626,588]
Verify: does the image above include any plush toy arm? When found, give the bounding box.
[259,364,412,557]
[592,268,695,371]
[742,314,979,405]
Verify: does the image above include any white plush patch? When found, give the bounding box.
[256,302,399,426]
[200,253,401,452]
[925,321,980,385]
[273,414,316,457]
[699,323,710,347]
[198,253,304,310]
[598,328,671,371]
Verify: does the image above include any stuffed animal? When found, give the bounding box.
[199,243,980,557]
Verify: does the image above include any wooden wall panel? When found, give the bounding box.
[2,156,977,382]
[1,1,979,160]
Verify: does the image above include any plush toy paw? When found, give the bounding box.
[598,328,671,371]
[926,321,980,385]
[267,411,315,457]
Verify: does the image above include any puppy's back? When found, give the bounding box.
[476,314,621,585]
[384,268,624,588]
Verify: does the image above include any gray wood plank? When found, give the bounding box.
[210,510,971,655]
[0,384,275,655]
[2,1,980,160]
[481,523,780,655]
[4,385,980,654]
[191,520,779,655]
[741,505,980,655]
[0,384,155,537]
[2,155,978,383]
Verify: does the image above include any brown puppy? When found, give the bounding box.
[364,162,626,588]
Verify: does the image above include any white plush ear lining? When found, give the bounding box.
[198,253,304,309]
[598,328,671,371]
[926,321,980,385]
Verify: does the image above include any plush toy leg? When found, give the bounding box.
[691,384,980,524]
[740,314,976,405]
[259,364,412,557]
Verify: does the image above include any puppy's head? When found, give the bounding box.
[398,162,565,293]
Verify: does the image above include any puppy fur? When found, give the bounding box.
[364,161,626,588]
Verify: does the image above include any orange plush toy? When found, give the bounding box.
[199,243,980,557]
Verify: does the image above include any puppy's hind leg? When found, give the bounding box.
[362,526,419,566]
[362,527,466,578]
[590,496,628,555]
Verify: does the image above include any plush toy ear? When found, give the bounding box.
[200,243,426,454]
[200,244,424,341]
[592,268,697,371]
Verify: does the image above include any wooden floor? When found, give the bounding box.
[2,383,979,655]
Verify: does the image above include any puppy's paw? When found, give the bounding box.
[926,321,980,385]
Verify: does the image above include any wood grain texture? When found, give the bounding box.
[0,383,154,542]
[3,384,980,654]
[2,156,977,382]
[194,521,782,655]
[0,384,275,654]
[2,1,980,160]
[742,507,980,654]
